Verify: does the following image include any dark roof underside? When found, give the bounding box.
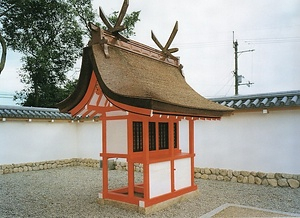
[58,44,233,117]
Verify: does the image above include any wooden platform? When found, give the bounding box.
[98,189,199,214]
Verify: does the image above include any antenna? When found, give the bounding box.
[233,31,254,95]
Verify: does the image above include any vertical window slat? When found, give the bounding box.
[133,122,143,152]
[159,122,169,150]
[149,122,156,151]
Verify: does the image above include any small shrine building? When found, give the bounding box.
[58,2,233,213]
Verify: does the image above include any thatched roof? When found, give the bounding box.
[58,33,233,118]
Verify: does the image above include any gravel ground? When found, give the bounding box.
[0,167,299,218]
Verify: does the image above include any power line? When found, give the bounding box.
[172,36,300,50]
[243,36,300,44]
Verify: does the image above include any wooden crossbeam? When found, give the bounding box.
[99,0,129,42]
[151,21,179,58]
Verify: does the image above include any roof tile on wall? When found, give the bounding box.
[210,90,300,110]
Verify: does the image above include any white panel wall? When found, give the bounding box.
[179,119,189,153]
[0,121,77,164]
[106,119,127,154]
[77,122,102,159]
[195,110,300,174]
[149,161,171,198]
[174,158,191,190]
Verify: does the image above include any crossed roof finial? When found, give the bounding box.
[151,21,179,58]
[99,0,129,42]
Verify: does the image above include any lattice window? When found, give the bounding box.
[133,122,143,152]
[159,122,169,150]
[149,122,156,151]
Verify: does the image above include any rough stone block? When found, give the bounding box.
[233,171,240,177]
[266,173,275,179]
[257,172,266,179]
[201,174,209,180]
[267,179,277,187]
[242,177,248,184]
[13,168,19,173]
[275,173,282,180]
[217,175,224,181]
[288,179,300,188]
[231,176,237,183]
[220,169,227,176]
[255,177,262,185]
[237,175,244,183]
[194,167,201,173]
[227,170,233,178]
[224,176,231,181]
[241,171,250,177]
[278,179,288,187]
[262,179,269,186]
[208,175,217,180]
[204,168,211,175]
[210,168,215,174]
[282,173,293,179]
[248,175,255,184]
[195,172,201,178]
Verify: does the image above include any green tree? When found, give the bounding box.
[1,0,94,107]
[105,10,141,38]
[0,0,140,107]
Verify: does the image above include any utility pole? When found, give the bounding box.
[233,32,254,95]
[233,39,239,95]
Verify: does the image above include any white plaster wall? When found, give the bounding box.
[149,161,171,198]
[106,120,127,154]
[77,121,102,159]
[1,108,299,175]
[194,110,300,174]
[0,121,77,164]
[174,158,191,190]
[179,119,189,153]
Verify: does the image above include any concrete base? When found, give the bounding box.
[97,190,200,214]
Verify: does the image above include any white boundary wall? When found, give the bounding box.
[194,109,300,174]
[1,109,299,174]
[0,120,101,164]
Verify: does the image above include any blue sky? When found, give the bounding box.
[1,0,300,105]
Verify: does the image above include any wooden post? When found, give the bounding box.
[143,118,150,202]
[189,119,195,186]
[169,121,175,192]
[127,117,134,199]
[102,116,108,197]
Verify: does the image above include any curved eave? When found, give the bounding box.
[57,48,93,112]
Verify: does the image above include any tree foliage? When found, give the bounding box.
[105,10,141,38]
[0,0,140,107]
[0,0,93,107]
